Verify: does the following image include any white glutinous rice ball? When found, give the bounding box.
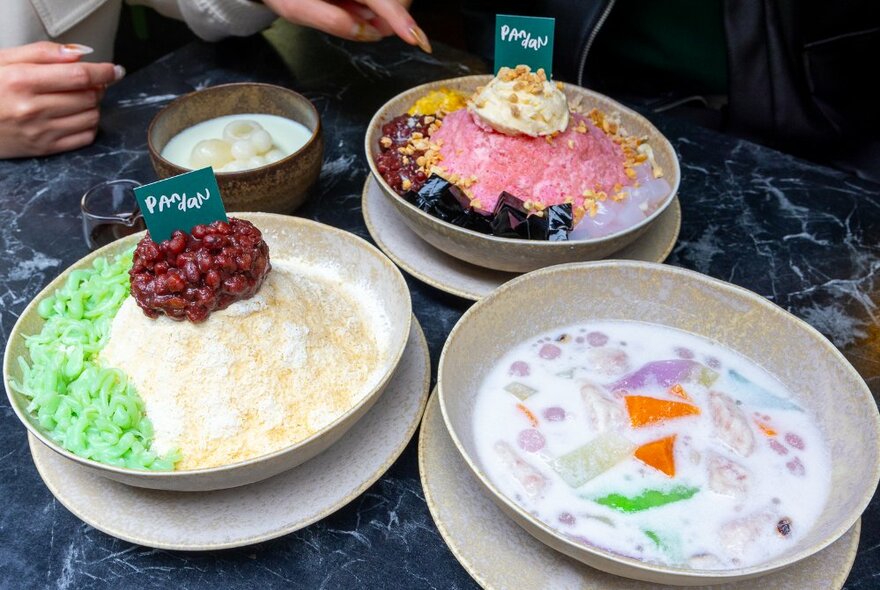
[190,139,233,169]
[250,129,273,155]
[246,156,267,169]
[223,119,261,143]
[264,148,286,163]
[231,139,257,161]
[219,160,247,173]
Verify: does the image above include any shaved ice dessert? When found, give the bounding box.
[12,218,386,471]
[374,66,672,241]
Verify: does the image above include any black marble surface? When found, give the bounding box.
[2,26,879,590]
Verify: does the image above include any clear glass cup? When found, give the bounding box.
[81,179,145,250]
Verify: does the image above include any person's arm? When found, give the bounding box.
[135,0,429,50]
[0,42,124,159]
[131,0,276,42]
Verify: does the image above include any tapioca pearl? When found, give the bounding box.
[517,429,545,452]
[543,407,566,422]
[785,433,805,450]
[675,347,694,359]
[250,129,273,154]
[231,139,257,161]
[586,331,608,347]
[509,361,530,377]
[223,119,260,143]
[558,512,576,526]
[786,457,805,476]
[539,343,561,359]
[769,439,788,455]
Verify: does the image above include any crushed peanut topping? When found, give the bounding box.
[380,136,392,148]
[401,178,412,190]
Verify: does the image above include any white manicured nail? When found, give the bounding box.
[113,65,126,81]
[61,44,94,56]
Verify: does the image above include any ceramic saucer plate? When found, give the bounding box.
[28,319,430,551]
[362,175,682,301]
[418,391,860,590]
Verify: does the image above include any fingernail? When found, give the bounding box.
[61,43,93,56]
[353,22,383,42]
[409,25,432,54]
[113,65,126,81]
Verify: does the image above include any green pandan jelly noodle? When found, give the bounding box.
[11,250,180,470]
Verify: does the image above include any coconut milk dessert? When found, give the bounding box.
[161,114,313,172]
[473,321,831,569]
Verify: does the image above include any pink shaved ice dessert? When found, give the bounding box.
[374,65,672,241]
[432,110,629,214]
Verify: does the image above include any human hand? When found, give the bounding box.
[261,0,431,52]
[0,42,125,159]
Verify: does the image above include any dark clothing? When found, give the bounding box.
[461,0,879,182]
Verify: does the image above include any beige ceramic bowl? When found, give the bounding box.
[148,83,324,213]
[4,213,411,492]
[438,261,880,585]
[365,75,680,273]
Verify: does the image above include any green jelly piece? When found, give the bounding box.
[550,432,635,488]
[504,382,538,400]
[644,530,662,547]
[595,485,699,513]
[698,367,719,387]
[728,370,801,411]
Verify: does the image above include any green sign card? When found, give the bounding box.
[133,167,228,242]
[494,14,555,76]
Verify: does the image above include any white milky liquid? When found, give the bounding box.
[473,321,831,570]
[161,114,313,171]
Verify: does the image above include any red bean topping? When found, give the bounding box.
[375,114,433,194]
[130,218,271,323]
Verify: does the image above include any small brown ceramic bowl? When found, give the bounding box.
[438,261,880,585]
[148,83,323,213]
[365,76,680,273]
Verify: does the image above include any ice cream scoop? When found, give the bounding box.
[468,65,569,137]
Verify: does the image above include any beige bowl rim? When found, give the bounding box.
[437,259,880,581]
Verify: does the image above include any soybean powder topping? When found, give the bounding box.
[98,260,382,470]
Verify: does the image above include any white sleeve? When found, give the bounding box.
[130,0,277,41]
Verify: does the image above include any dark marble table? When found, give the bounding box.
[1,26,879,590]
